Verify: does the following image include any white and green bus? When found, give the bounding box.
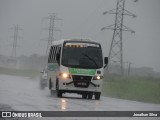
[47,39,108,100]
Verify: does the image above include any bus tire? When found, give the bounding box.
[57,91,62,98]
[56,78,62,97]
[56,78,59,90]
[82,93,87,99]
[95,92,101,100]
[88,93,93,99]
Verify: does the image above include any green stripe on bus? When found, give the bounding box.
[69,68,96,75]
[48,63,58,71]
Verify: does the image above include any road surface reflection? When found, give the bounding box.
[60,99,67,110]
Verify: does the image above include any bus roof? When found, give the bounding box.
[51,39,100,46]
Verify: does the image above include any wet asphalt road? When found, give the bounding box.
[0,74,160,120]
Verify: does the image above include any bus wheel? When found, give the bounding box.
[56,78,58,90]
[95,92,101,100]
[57,91,62,98]
[88,93,93,99]
[56,79,62,97]
[82,93,87,99]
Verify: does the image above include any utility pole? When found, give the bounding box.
[9,25,23,67]
[101,0,137,75]
[128,62,133,76]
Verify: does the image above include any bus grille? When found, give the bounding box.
[72,75,92,88]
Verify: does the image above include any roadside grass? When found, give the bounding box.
[0,67,39,79]
[102,74,160,104]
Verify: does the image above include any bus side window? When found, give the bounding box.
[56,47,61,65]
[48,45,61,63]
[48,46,54,63]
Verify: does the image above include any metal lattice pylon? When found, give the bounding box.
[41,13,62,68]
[101,0,136,75]
[9,25,23,67]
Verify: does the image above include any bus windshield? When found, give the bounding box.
[61,42,103,69]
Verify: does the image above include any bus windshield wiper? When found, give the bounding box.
[82,53,98,68]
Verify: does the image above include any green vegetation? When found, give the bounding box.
[102,74,160,104]
[0,67,39,79]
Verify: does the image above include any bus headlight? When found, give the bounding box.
[93,76,103,80]
[60,73,71,79]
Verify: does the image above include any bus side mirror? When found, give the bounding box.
[104,57,108,65]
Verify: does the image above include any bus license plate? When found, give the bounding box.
[77,82,86,86]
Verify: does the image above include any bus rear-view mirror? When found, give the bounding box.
[104,57,108,65]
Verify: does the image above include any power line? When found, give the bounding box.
[101,0,137,75]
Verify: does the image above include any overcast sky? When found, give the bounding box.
[0,0,160,72]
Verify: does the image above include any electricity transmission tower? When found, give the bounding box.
[9,25,23,67]
[41,13,62,68]
[43,13,62,56]
[101,0,137,75]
